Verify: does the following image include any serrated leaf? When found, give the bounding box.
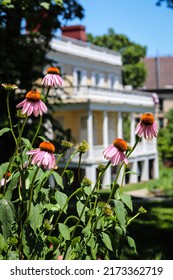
[114,200,127,233]
[101,232,113,251]
[120,193,133,211]
[55,190,68,213]
[0,127,11,137]
[58,223,70,240]
[52,171,64,189]
[0,198,15,240]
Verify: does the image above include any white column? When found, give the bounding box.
[153,156,159,179]
[102,168,111,188]
[85,165,96,184]
[87,109,93,159]
[129,160,138,183]
[117,111,123,138]
[103,111,108,147]
[130,113,136,145]
[141,159,149,181]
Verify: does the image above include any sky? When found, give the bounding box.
[66,0,173,57]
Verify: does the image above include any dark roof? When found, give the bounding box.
[142,56,173,89]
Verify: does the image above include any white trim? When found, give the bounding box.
[51,38,122,66]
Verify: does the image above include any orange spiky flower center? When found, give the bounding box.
[47,67,60,75]
[141,113,154,125]
[39,142,55,153]
[3,172,11,179]
[113,138,128,152]
[26,90,41,102]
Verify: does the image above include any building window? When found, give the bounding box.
[77,70,82,87]
[74,68,87,92]
[92,72,104,88]
[108,74,119,89]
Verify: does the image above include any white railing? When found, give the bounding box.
[48,86,154,108]
[62,141,157,165]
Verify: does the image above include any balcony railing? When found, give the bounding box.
[62,141,157,165]
[48,86,154,107]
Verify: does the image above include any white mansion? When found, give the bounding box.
[46,25,159,187]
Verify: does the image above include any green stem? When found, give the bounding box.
[61,149,79,177]
[44,87,51,102]
[31,115,42,146]
[23,166,40,226]
[6,91,17,145]
[78,152,82,184]
[70,162,110,240]
[127,212,140,226]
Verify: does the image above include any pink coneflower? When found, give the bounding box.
[135,113,158,139]
[42,67,63,88]
[16,90,47,117]
[26,141,56,169]
[103,138,128,166]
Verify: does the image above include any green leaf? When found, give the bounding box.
[5,171,20,200]
[76,200,88,223]
[0,234,5,252]
[58,223,70,240]
[114,200,127,233]
[0,127,11,137]
[64,170,74,185]
[21,137,32,149]
[126,236,137,254]
[45,203,60,212]
[40,2,50,10]
[52,171,64,189]
[55,190,68,213]
[29,203,43,233]
[82,223,91,237]
[120,193,133,211]
[0,162,9,180]
[47,236,59,247]
[101,232,113,251]
[54,0,63,7]
[7,251,19,260]
[0,198,15,240]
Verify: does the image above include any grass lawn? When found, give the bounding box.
[125,200,173,260]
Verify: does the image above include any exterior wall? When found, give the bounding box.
[164,99,173,113]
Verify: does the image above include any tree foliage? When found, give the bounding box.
[156,0,173,8]
[87,28,147,88]
[158,109,173,162]
[0,0,84,89]
[0,0,84,162]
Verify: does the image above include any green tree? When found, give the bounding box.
[0,0,84,89]
[156,0,173,8]
[87,28,147,88]
[0,0,84,163]
[158,109,173,163]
